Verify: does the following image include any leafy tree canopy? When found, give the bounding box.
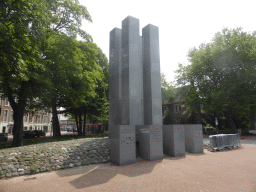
[161,73,175,103]
[175,28,256,131]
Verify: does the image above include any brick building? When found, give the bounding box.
[162,97,188,124]
[0,97,51,134]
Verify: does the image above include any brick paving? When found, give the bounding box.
[0,144,256,192]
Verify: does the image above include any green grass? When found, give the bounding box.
[0,134,109,150]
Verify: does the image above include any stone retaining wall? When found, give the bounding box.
[0,138,210,179]
[0,138,110,179]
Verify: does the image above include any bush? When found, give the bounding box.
[203,129,239,135]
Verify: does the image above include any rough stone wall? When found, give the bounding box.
[0,138,110,179]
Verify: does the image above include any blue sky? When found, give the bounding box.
[79,0,256,83]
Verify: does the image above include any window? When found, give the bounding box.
[174,105,182,113]
[10,111,14,122]
[24,115,28,123]
[43,116,46,123]
[29,114,33,123]
[0,97,1,105]
[5,98,9,106]
[3,110,8,122]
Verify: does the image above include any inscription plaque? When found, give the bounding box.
[110,125,136,165]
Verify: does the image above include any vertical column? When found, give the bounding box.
[142,24,162,125]
[109,28,122,125]
[121,16,144,125]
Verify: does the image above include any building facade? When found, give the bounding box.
[0,97,51,134]
[162,97,188,125]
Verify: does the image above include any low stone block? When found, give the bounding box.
[163,125,185,157]
[110,125,136,165]
[184,124,203,153]
[137,125,163,161]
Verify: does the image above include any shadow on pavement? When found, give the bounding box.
[68,159,160,189]
[55,139,161,189]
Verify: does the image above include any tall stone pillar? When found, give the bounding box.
[109,28,122,125]
[142,24,162,125]
[121,16,144,126]
[109,16,163,165]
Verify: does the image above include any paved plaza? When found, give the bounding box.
[0,140,256,192]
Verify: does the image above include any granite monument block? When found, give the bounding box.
[138,125,163,161]
[121,16,144,126]
[163,125,185,157]
[184,124,204,153]
[109,125,136,165]
[109,28,122,125]
[142,24,162,125]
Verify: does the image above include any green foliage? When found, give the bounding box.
[0,0,105,145]
[161,73,175,103]
[175,28,256,131]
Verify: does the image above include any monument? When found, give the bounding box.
[109,16,163,165]
[109,16,204,166]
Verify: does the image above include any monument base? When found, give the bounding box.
[184,124,204,153]
[109,125,136,165]
[163,125,185,157]
[136,125,163,161]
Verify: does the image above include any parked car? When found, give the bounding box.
[33,130,46,137]
[23,131,36,139]
[0,133,8,142]
[23,130,46,139]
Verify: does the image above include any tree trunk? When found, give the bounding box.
[83,107,86,136]
[195,104,202,124]
[250,110,256,130]
[225,111,237,132]
[75,112,78,133]
[9,81,28,147]
[12,105,25,147]
[78,111,82,136]
[51,98,61,137]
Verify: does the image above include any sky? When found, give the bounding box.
[79,0,256,83]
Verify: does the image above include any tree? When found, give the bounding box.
[175,28,256,131]
[161,73,175,103]
[64,46,109,136]
[0,0,92,146]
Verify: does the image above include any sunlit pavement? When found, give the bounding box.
[1,144,256,192]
